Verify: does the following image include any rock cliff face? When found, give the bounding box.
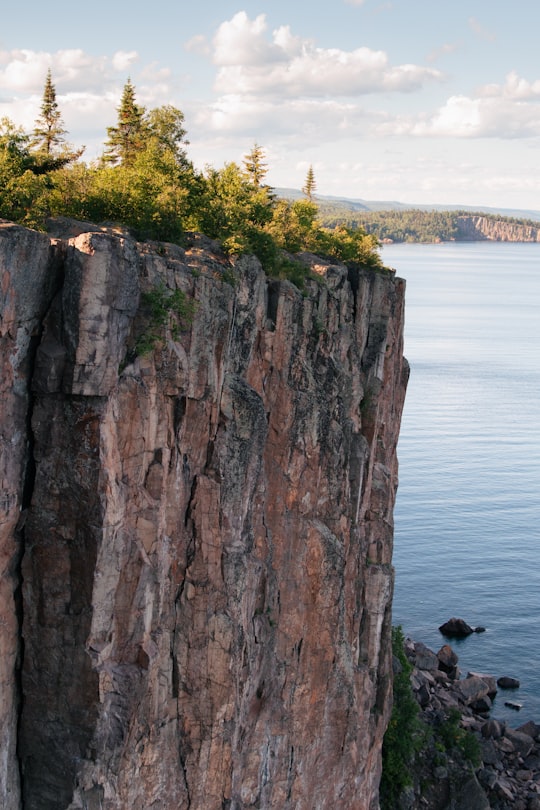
[0,219,408,810]
[456,215,540,242]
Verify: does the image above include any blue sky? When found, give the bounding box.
[2,1,540,209]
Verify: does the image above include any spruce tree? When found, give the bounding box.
[103,79,146,166]
[243,143,267,186]
[32,69,66,156]
[302,165,316,202]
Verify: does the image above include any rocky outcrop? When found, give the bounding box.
[403,638,540,810]
[456,215,540,242]
[0,219,408,809]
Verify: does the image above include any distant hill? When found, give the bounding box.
[274,188,540,222]
[274,188,540,243]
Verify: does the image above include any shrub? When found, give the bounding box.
[380,627,426,809]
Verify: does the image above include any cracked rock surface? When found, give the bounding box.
[0,219,408,810]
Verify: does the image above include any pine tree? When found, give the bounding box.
[243,143,267,186]
[103,79,146,166]
[32,69,67,156]
[302,165,316,202]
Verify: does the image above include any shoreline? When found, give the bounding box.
[398,633,540,809]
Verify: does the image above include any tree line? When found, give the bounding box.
[317,205,540,243]
[0,74,383,275]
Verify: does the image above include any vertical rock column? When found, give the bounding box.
[0,223,59,810]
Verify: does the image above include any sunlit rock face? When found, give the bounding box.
[457,214,540,241]
[0,220,408,810]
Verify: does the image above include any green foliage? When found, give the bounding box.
[145,105,189,166]
[0,79,384,274]
[103,78,146,166]
[435,708,481,767]
[193,162,276,266]
[0,118,50,227]
[265,256,315,290]
[317,206,540,244]
[302,164,316,201]
[31,68,67,156]
[136,283,196,355]
[243,143,268,187]
[380,627,425,810]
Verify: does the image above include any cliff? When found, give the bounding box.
[456,215,540,242]
[0,218,408,810]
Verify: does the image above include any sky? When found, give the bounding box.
[2,0,540,210]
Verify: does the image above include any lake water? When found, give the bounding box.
[382,242,540,726]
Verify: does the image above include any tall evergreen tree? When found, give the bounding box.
[32,69,66,155]
[243,143,267,186]
[302,165,316,202]
[103,79,146,166]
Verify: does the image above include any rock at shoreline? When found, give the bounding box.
[468,672,497,697]
[439,617,474,637]
[504,700,523,711]
[498,676,521,689]
[457,675,491,706]
[403,634,540,810]
[437,644,459,675]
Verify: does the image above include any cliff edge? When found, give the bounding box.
[0,219,408,809]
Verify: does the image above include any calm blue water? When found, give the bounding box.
[382,242,540,726]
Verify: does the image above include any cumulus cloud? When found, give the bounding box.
[479,70,540,100]
[112,50,139,72]
[210,12,442,98]
[380,92,540,140]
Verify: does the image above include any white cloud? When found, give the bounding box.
[344,0,366,5]
[384,92,540,140]
[112,50,139,73]
[210,12,442,98]
[213,12,288,67]
[479,70,540,100]
[404,72,540,139]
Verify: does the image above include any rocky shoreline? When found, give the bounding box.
[400,627,540,809]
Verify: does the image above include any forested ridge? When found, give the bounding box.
[0,74,384,279]
[316,204,540,243]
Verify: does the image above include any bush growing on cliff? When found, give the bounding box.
[134,282,197,356]
[380,626,425,809]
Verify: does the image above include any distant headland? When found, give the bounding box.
[277,188,540,244]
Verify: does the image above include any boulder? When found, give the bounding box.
[470,695,492,714]
[481,719,505,739]
[498,675,520,689]
[456,675,490,705]
[480,738,501,766]
[437,644,459,673]
[505,728,535,758]
[439,618,474,637]
[453,773,491,810]
[412,641,439,671]
[517,720,540,739]
[467,671,497,696]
